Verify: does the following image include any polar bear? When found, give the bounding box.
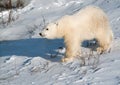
[39,6,113,62]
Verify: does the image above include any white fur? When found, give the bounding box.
[40,6,113,62]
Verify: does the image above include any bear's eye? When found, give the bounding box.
[46,28,49,30]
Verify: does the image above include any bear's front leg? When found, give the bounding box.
[61,57,73,62]
[62,38,81,62]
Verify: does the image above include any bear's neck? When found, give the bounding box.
[56,21,65,38]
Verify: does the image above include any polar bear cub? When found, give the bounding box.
[39,6,113,62]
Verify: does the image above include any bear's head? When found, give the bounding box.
[39,23,59,39]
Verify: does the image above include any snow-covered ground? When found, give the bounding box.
[0,0,120,85]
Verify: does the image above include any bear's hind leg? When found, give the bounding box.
[96,35,111,54]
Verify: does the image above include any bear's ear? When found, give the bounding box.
[54,22,58,26]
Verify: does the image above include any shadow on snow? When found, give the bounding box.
[0,38,97,61]
[0,38,64,61]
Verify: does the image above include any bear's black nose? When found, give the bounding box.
[39,33,42,36]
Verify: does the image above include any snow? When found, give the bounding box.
[0,0,120,85]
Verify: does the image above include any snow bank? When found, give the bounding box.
[0,0,120,85]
